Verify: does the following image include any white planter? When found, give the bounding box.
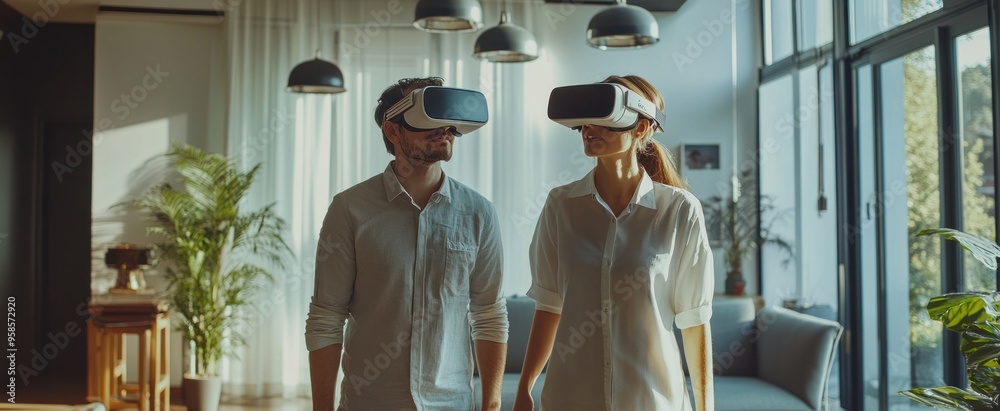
[183,374,222,411]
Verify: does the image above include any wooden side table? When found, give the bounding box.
[86,300,170,411]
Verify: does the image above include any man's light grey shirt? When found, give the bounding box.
[305,162,509,411]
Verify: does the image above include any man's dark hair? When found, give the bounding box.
[374,77,445,155]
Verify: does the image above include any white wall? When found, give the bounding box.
[92,14,226,387]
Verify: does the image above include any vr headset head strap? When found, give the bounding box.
[384,89,417,123]
[623,90,666,132]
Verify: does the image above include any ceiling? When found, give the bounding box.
[541,0,687,12]
[1,0,684,24]
[1,0,221,23]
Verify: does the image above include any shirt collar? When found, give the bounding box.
[382,161,452,203]
[567,167,657,210]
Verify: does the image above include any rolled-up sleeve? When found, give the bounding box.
[468,202,509,343]
[305,195,356,351]
[671,198,715,329]
[527,193,563,314]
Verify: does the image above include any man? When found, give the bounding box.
[306,77,508,411]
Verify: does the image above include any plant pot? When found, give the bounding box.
[725,273,745,296]
[183,374,222,411]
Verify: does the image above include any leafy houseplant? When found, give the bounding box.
[900,228,1000,410]
[704,168,793,295]
[131,143,289,410]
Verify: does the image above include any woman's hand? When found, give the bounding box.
[681,323,715,411]
[512,310,559,411]
[512,389,534,411]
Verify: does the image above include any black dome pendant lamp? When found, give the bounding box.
[288,0,346,94]
[287,50,346,94]
[414,0,484,32]
[587,0,660,49]
[473,2,538,63]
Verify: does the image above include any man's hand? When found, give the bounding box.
[513,310,559,411]
[474,339,506,411]
[309,344,343,411]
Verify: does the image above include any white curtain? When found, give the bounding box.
[222,0,571,399]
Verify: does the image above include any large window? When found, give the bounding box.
[850,0,943,44]
[880,46,946,406]
[764,0,834,65]
[759,0,998,410]
[797,0,834,51]
[763,0,794,65]
[758,53,841,411]
[957,27,996,292]
[856,63,882,411]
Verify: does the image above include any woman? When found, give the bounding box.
[513,75,715,411]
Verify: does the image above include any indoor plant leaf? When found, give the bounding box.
[918,228,1000,270]
[905,229,1000,410]
[967,360,1000,402]
[961,321,1000,367]
[702,167,793,280]
[927,293,1000,334]
[132,142,291,378]
[899,386,997,411]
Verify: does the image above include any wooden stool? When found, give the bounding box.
[87,301,169,411]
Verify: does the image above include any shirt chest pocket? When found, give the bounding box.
[442,238,476,296]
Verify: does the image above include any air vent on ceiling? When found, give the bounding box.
[541,0,687,12]
[97,6,224,18]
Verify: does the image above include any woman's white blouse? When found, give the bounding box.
[527,168,714,411]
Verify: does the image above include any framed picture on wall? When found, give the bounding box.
[674,142,725,248]
[681,144,721,171]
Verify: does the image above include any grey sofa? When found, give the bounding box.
[475,295,842,411]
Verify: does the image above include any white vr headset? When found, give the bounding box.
[547,83,666,132]
[384,86,489,136]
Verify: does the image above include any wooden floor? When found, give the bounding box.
[164,398,311,411]
[216,398,312,411]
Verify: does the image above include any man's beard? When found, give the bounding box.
[399,136,452,163]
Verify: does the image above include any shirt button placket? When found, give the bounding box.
[412,209,428,409]
[604,220,617,410]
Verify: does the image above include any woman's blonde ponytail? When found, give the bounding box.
[601,75,687,189]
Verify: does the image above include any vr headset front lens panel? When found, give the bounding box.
[547,83,665,133]
[385,86,489,136]
[422,87,489,123]
[547,85,620,120]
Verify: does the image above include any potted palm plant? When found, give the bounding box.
[704,168,793,295]
[131,143,290,411]
[900,228,1000,410]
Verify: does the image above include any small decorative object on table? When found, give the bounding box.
[705,168,793,295]
[105,244,153,294]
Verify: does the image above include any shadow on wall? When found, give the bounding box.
[91,117,190,293]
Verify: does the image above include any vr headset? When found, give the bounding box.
[384,86,489,136]
[547,83,666,132]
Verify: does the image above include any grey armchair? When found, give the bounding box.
[682,297,844,411]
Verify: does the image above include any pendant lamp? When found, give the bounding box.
[473,6,538,62]
[287,51,346,93]
[414,0,484,32]
[587,0,659,49]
